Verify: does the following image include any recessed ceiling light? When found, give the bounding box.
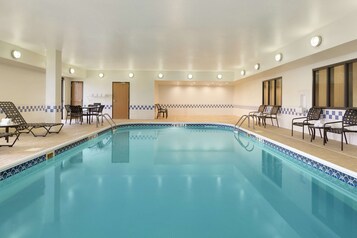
[158,73,164,79]
[217,74,223,79]
[129,72,134,78]
[275,53,283,62]
[310,35,322,47]
[187,73,193,80]
[11,50,21,59]
[254,63,260,70]
[240,70,246,76]
[69,68,75,74]
[98,73,104,78]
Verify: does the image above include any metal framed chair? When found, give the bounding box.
[257,105,281,128]
[249,105,266,125]
[323,108,357,150]
[69,105,83,125]
[155,104,168,119]
[291,107,322,139]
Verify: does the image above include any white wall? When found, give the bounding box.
[157,84,234,116]
[84,70,155,119]
[0,60,47,122]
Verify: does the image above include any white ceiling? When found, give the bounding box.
[1,0,357,71]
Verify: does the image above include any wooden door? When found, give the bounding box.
[112,82,129,119]
[71,81,83,105]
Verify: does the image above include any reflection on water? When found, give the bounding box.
[112,131,129,163]
[262,150,282,187]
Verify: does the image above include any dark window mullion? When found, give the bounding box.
[327,67,331,107]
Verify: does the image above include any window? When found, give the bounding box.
[313,69,328,107]
[313,58,357,108]
[262,77,282,105]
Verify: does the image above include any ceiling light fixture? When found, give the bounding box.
[69,68,75,74]
[254,63,260,70]
[129,72,134,78]
[158,73,164,79]
[240,70,246,76]
[275,53,283,62]
[98,73,104,78]
[11,50,21,59]
[217,74,223,80]
[187,73,193,80]
[310,35,322,47]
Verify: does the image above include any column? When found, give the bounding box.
[45,49,62,122]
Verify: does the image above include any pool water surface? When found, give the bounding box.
[0,125,356,238]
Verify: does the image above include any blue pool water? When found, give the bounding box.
[0,125,356,238]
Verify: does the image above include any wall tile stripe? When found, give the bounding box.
[0,104,346,121]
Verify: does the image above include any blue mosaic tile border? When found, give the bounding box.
[0,123,355,189]
[261,140,357,188]
[0,136,94,182]
[54,137,90,156]
[0,155,46,181]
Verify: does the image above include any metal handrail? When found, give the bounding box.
[235,114,255,130]
[96,113,117,130]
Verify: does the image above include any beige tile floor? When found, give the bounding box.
[1,115,357,175]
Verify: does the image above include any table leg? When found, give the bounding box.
[5,127,9,142]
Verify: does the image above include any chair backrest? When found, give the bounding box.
[0,101,28,130]
[98,105,105,114]
[307,107,322,120]
[155,104,161,110]
[343,108,357,126]
[93,103,101,106]
[257,105,265,113]
[65,104,71,113]
[69,105,83,116]
[271,105,281,115]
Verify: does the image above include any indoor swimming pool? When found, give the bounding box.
[0,124,356,238]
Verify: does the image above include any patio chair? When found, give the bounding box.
[0,101,64,137]
[249,105,266,125]
[69,105,83,125]
[0,131,20,147]
[257,105,281,128]
[155,104,168,118]
[323,108,357,151]
[64,104,71,124]
[291,107,322,139]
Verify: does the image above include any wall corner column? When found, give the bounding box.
[45,49,62,123]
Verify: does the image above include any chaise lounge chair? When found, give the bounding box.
[0,101,64,137]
